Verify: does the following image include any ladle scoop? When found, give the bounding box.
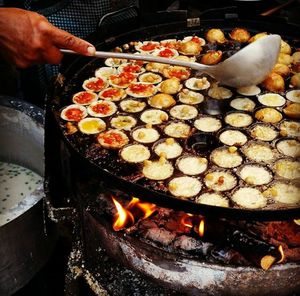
[61,34,281,88]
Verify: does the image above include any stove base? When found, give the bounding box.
[82,212,300,296]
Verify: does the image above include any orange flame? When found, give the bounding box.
[112,197,134,231]
[136,201,157,219]
[181,213,194,228]
[112,197,156,231]
[127,197,156,219]
[277,245,285,263]
[127,197,140,209]
[198,218,205,237]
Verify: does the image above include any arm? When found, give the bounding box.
[0,8,95,68]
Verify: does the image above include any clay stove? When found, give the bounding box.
[45,167,300,296]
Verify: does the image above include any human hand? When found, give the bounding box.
[0,8,95,68]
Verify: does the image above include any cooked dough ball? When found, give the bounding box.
[280,40,292,54]
[225,112,253,127]
[132,127,160,143]
[274,159,300,180]
[236,85,261,96]
[276,139,300,158]
[263,183,300,205]
[280,121,300,137]
[142,158,174,180]
[178,89,204,105]
[178,40,202,56]
[159,78,182,94]
[168,176,202,198]
[196,193,229,207]
[283,103,300,119]
[257,93,286,107]
[250,124,278,141]
[162,66,191,81]
[120,99,146,113]
[164,122,191,138]
[97,130,128,149]
[230,98,256,112]
[204,170,237,191]
[205,29,226,43]
[110,115,136,131]
[185,77,210,90]
[239,165,272,185]
[139,72,162,84]
[219,130,247,146]
[146,62,167,73]
[242,142,274,163]
[255,107,283,124]
[194,117,222,132]
[262,72,285,92]
[277,53,293,66]
[140,109,169,125]
[208,86,232,100]
[229,28,250,43]
[211,147,243,168]
[176,156,208,175]
[292,51,300,64]
[286,89,300,103]
[154,138,183,159]
[78,118,106,134]
[170,105,198,120]
[249,32,267,43]
[200,50,222,65]
[148,93,176,109]
[272,63,290,77]
[120,144,150,163]
[290,73,300,88]
[231,188,267,209]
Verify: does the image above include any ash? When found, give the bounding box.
[66,240,178,296]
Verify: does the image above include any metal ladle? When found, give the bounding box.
[61,34,281,88]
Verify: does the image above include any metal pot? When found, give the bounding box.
[0,96,56,295]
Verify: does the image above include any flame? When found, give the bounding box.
[198,218,205,237]
[277,245,285,263]
[127,197,156,219]
[111,197,156,231]
[112,197,134,231]
[127,197,140,209]
[181,213,194,228]
[136,201,157,219]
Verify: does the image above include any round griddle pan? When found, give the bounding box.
[49,17,300,220]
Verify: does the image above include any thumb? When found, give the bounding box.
[47,24,95,56]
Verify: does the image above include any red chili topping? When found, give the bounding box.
[85,78,104,91]
[140,42,157,51]
[162,41,177,49]
[102,88,120,98]
[123,64,141,73]
[91,103,111,114]
[159,48,175,58]
[65,108,84,121]
[129,84,151,93]
[134,60,145,66]
[169,69,190,79]
[74,92,94,104]
[191,36,201,43]
[111,72,135,85]
[102,132,123,145]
